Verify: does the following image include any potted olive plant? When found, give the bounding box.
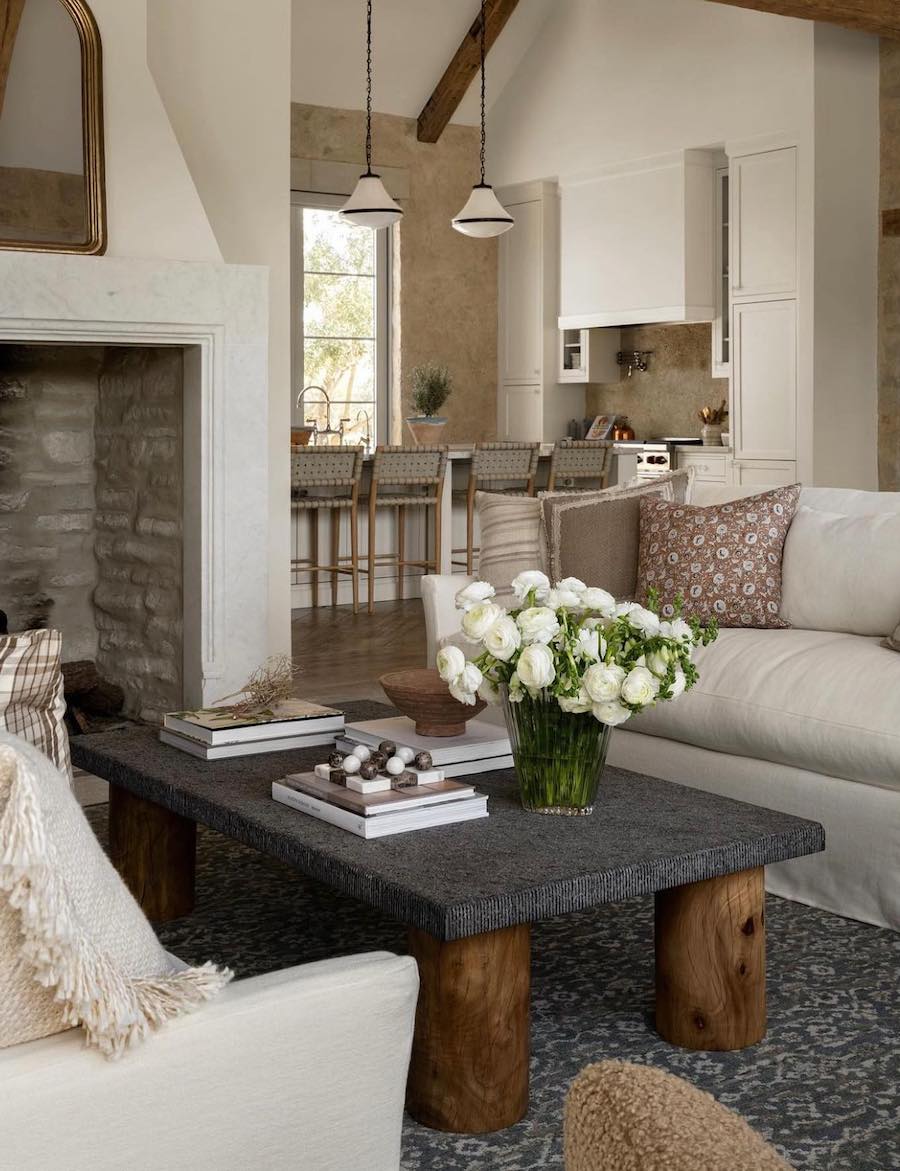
[406,363,452,446]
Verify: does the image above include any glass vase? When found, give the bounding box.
[501,690,611,815]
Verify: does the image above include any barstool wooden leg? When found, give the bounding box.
[309,510,319,608]
[397,504,405,600]
[330,509,340,607]
[368,488,378,615]
[466,479,477,575]
[350,498,359,615]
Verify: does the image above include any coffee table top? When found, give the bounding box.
[73,703,825,941]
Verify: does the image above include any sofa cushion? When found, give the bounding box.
[780,506,900,636]
[800,486,900,517]
[627,627,900,791]
[623,466,695,505]
[636,485,801,627]
[0,733,230,1056]
[475,492,546,607]
[886,623,900,654]
[0,630,70,778]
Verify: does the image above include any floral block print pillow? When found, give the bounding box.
[636,485,801,628]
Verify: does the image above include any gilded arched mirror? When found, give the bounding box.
[0,0,105,254]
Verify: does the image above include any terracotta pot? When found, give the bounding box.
[405,417,447,446]
[379,668,486,737]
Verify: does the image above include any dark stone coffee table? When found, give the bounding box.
[72,705,824,1135]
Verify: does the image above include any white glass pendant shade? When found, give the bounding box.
[451,183,514,238]
[339,172,403,229]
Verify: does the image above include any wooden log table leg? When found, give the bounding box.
[406,923,531,1133]
[655,866,766,1051]
[108,786,196,923]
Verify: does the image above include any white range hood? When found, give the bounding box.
[558,149,716,330]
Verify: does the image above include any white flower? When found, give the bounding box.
[574,626,601,661]
[558,685,593,714]
[583,663,626,703]
[669,667,687,699]
[557,576,586,596]
[646,648,671,678]
[613,601,640,620]
[436,643,466,683]
[455,580,496,612]
[477,676,500,705]
[621,665,661,707]
[547,585,584,610]
[516,643,556,690]
[593,699,632,727]
[511,569,551,603]
[461,600,503,644]
[507,671,524,703]
[628,606,661,637]
[517,606,560,645]
[449,662,483,705]
[483,615,521,662]
[670,618,694,642]
[582,587,616,615]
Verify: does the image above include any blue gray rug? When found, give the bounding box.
[87,807,899,1171]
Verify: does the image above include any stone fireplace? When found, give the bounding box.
[0,250,272,714]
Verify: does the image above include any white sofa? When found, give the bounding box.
[423,485,900,932]
[0,951,418,1171]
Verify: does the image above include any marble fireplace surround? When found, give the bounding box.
[0,251,270,708]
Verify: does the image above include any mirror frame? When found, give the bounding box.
[0,0,106,255]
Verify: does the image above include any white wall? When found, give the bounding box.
[148,0,293,660]
[0,0,83,173]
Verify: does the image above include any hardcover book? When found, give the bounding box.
[164,700,343,746]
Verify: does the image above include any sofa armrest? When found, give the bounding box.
[0,951,418,1171]
[422,574,472,664]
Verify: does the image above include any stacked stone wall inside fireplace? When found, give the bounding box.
[0,344,184,722]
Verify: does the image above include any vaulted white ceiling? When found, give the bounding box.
[291,0,553,125]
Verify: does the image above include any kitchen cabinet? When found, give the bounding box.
[732,299,797,463]
[676,449,731,484]
[731,147,797,300]
[558,150,715,329]
[711,162,730,377]
[497,181,585,442]
[733,460,797,488]
[558,327,620,383]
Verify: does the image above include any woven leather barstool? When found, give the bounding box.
[547,439,613,493]
[291,445,365,613]
[360,445,448,615]
[451,441,541,574]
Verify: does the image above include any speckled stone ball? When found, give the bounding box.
[378,740,397,758]
[359,761,379,780]
[342,754,361,775]
[328,750,345,769]
[413,751,433,771]
[397,746,415,764]
[370,751,387,770]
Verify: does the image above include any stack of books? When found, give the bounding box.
[272,771,488,838]
[160,700,344,760]
[336,715,511,778]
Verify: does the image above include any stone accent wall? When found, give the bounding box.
[94,348,184,722]
[587,323,729,440]
[0,344,184,722]
[0,345,102,658]
[880,40,900,491]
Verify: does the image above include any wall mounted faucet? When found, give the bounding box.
[617,350,654,377]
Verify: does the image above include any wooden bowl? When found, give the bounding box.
[379,668,486,737]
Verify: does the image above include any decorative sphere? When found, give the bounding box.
[343,754,361,775]
[386,755,405,775]
[359,761,379,780]
[413,751,433,771]
[370,751,387,769]
[397,746,415,764]
[355,745,371,762]
[378,740,397,758]
[328,750,345,768]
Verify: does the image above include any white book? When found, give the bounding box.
[272,781,488,839]
[163,700,343,746]
[159,728,337,760]
[340,716,511,767]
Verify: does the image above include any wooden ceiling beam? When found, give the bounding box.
[417,0,520,144]
[0,0,26,121]
[705,0,900,40]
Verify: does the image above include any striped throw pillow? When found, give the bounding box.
[0,629,71,778]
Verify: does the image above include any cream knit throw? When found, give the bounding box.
[0,732,231,1057]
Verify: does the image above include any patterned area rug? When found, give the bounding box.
[86,806,899,1171]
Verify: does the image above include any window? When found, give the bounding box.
[291,195,390,448]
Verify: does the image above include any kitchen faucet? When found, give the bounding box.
[295,384,345,445]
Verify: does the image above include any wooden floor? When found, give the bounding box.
[291,598,427,704]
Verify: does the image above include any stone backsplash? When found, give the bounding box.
[0,344,184,722]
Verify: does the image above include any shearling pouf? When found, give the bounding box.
[564,1061,791,1171]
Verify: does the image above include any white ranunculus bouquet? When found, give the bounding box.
[437,570,718,728]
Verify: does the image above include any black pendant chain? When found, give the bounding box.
[365,0,373,175]
[479,0,487,185]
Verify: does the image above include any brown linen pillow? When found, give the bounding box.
[542,485,665,600]
[623,466,696,505]
[0,629,71,778]
[636,485,801,628]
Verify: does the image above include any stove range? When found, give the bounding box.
[613,437,702,479]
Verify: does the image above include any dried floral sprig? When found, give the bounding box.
[213,655,302,718]
[698,400,729,425]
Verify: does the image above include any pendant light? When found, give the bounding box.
[451,0,514,238]
[340,0,403,229]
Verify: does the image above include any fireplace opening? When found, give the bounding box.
[0,343,184,723]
